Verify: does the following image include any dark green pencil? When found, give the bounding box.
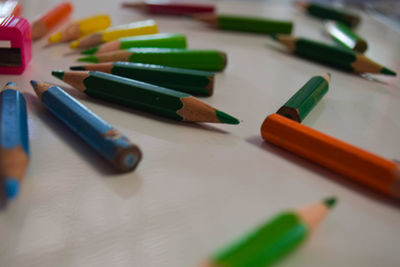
[51,70,239,124]
[274,35,396,76]
[297,1,360,28]
[195,13,293,34]
[77,48,227,72]
[325,21,367,53]
[70,62,215,96]
[277,73,330,122]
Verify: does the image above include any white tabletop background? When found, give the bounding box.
[0,0,399,266]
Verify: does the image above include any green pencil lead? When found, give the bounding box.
[51,70,65,80]
[81,47,99,55]
[78,56,99,63]
[216,110,240,125]
[381,67,397,76]
[70,66,86,71]
[323,197,337,209]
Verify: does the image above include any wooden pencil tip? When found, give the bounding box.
[381,67,397,76]
[322,73,331,83]
[295,1,308,9]
[2,82,17,91]
[30,80,51,100]
[323,197,337,209]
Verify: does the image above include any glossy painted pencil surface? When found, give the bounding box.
[70,62,215,96]
[195,13,293,34]
[32,2,74,40]
[203,198,336,267]
[78,48,227,71]
[274,35,396,76]
[297,1,360,28]
[261,114,400,198]
[0,82,29,208]
[70,20,158,49]
[325,21,367,53]
[52,70,239,124]
[82,33,187,55]
[277,73,329,122]
[0,1,21,17]
[30,81,142,172]
[48,14,111,44]
[122,1,215,16]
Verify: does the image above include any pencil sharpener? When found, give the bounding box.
[0,16,31,74]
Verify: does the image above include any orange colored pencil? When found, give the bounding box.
[31,2,74,40]
[261,113,400,198]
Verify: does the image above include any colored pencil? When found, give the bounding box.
[277,73,330,122]
[261,113,400,199]
[122,1,215,16]
[30,81,142,172]
[69,20,158,49]
[81,33,187,55]
[274,35,396,76]
[78,48,227,71]
[48,14,111,44]
[0,82,29,208]
[31,2,74,40]
[203,197,336,267]
[195,13,293,34]
[70,62,215,96]
[51,70,239,124]
[325,21,367,53]
[296,1,360,28]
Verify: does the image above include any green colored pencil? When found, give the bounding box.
[325,21,367,53]
[274,35,396,76]
[70,62,215,96]
[82,33,187,55]
[277,73,330,122]
[78,48,227,72]
[51,70,239,124]
[195,13,293,34]
[296,1,360,28]
[203,197,336,267]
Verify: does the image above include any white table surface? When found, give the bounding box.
[0,0,399,266]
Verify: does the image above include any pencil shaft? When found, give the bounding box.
[325,21,367,53]
[217,15,293,34]
[79,48,227,71]
[71,62,214,96]
[125,1,215,15]
[277,74,329,122]
[83,33,187,55]
[261,114,400,198]
[31,82,142,172]
[0,83,29,202]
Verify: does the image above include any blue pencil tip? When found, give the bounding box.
[5,178,19,199]
[5,82,16,86]
[30,80,38,87]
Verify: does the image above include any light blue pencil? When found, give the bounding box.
[0,82,29,208]
[30,81,142,173]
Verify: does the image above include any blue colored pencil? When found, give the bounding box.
[30,81,142,173]
[0,82,29,208]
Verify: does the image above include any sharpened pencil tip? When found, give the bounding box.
[5,82,16,86]
[78,56,98,63]
[216,110,240,125]
[30,80,38,87]
[323,197,337,209]
[70,66,86,71]
[381,67,397,76]
[51,70,65,80]
[82,47,99,55]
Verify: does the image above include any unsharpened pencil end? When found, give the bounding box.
[51,70,65,80]
[82,47,99,55]
[70,66,86,71]
[78,56,99,63]
[323,197,337,209]
[5,178,19,200]
[381,67,397,76]
[216,110,240,125]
